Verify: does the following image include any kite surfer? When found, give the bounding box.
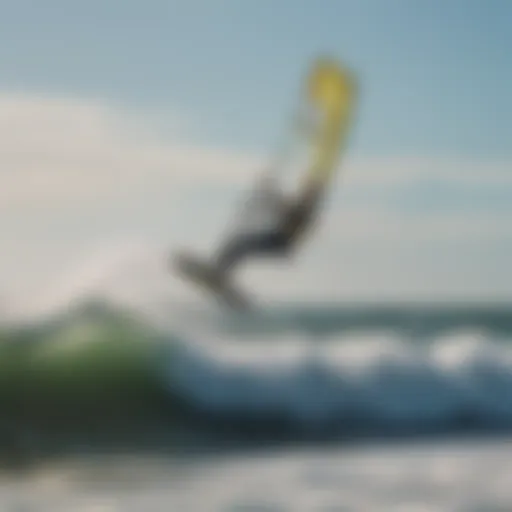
[212,174,325,276]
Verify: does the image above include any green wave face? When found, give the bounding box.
[0,306,168,434]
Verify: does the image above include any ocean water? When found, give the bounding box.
[5,438,512,511]
[1,265,512,510]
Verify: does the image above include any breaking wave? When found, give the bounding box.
[1,294,512,441]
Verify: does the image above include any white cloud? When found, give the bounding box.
[2,93,510,213]
[0,93,262,212]
[0,93,510,302]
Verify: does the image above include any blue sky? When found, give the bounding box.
[1,0,510,155]
[0,0,511,305]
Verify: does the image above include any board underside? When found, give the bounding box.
[174,252,252,311]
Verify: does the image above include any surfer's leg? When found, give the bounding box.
[215,231,289,274]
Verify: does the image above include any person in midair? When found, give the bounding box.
[211,173,327,277]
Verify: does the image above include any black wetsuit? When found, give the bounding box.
[214,185,322,274]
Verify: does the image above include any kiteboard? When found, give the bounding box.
[173,251,252,311]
